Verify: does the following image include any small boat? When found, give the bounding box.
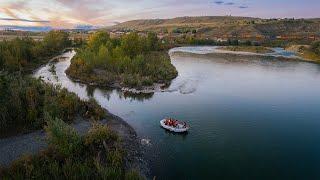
[160,118,189,133]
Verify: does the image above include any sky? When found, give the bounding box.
[0,0,319,28]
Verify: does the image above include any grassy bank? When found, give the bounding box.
[0,73,105,138]
[286,44,320,62]
[217,46,274,54]
[66,32,177,90]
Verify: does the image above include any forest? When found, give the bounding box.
[66,31,178,88]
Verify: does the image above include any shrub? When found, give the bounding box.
[85,123,118,147]
[0,71,105,137]
[311,41,320,55]
[125,170,145,180]
[83,98,106,120]
[95,162,123,180]
[45,116,83,157]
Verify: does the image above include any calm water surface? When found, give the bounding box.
[34,47,320,179]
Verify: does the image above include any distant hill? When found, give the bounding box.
[110,16,320,40]
[112,16,259,30]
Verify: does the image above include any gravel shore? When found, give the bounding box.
[0,111,149,178]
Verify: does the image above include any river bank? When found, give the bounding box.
[170,46,319,64]
[285,45,320,62]
[216,46,275,54]
[67,74,169,95]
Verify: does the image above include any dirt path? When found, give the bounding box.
[0,117,92,167]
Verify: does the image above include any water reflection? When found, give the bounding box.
[34,50,156,102]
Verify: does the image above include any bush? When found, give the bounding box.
[83,98,106,120]
[0,72,106,137]
[311,41,320,55]
[125,170,145,180]
[44,86,80,122]
[45,116,83,157]
[85,123,118,147]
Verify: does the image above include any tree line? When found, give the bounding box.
[0,31,71,73]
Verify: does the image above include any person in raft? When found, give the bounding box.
[164,118,178,127]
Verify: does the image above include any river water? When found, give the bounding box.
[34,47,320,179]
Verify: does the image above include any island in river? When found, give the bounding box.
[66,31,177,94]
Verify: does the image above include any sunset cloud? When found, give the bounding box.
[0,18,49,23]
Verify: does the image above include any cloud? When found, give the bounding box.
[214,1,224,5]
[212,1,238,7]
[0,18,50,23]
[225,2,235,5]
[54,0,113,24]
[239,5,249,9]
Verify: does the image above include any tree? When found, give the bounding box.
[87,31,110,51]
[120,32,144,58]
[146,32,159,51]
[0,31,71,73]
[311,41,320,55]
[43,31,70,55]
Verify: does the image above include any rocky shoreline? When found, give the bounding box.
[67,73,172,95]
[103,111,150,178]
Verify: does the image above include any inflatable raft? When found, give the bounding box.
[160,119,189,133]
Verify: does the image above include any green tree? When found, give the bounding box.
[120,32,144,58]
[43,31,70,55]
[87,31,110,51]
[311,41,320,55]
[146,32,159,51]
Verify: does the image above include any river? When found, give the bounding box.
[34,47,320,179]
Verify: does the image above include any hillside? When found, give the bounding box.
[111,16,259,31]
[110,16,320,41]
